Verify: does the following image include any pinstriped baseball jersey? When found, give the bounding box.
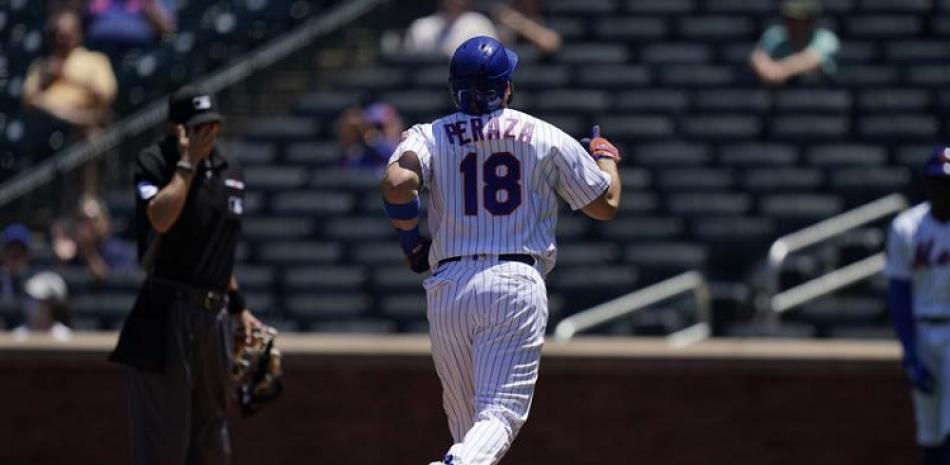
[388,108,610,274]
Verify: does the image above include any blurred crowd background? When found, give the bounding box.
[0,0,946,341]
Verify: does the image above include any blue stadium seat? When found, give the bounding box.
[243,166,310,190]
[624,0,696,14]
[858,88,931,112]
[270,191,357,215]
[557,242,622,266]
[244,117,321,142]
[858,114,939,141]
[658,167,736,190]
[219,140,277,165]
[660,65,735,87]
[845,15,922,38]
[599,216,686,242]
[598,115,675,140]
[743,167,825,192]
[682,115,761,140]
[774,89,852,113]
[576,65,651,88]
[677,16,756,42]
[694,89,771,113]
[282,266,367,291]
[284,141,338,166]
[556,43,630,64]
[770,115,850,142]
[293,91,361,117]
[667,192,752,216]
[284,293,369,321]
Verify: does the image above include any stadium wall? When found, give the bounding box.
[0,335,914,465]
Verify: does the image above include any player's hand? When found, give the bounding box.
[405,237,432,274]
[903,356,936,395]
[581,125,621,163]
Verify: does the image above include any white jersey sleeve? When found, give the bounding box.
[885,218,913,280]
[552,131,611,211]
[388,124,434,188]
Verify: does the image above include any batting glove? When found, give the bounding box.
[581,125,621,163]
[903,356,936,395]
[406,237,432,274]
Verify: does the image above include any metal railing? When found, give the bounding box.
[770,253,886,314]
[0,0,387,209]
[759,193,907,327]
[553,271,711,347]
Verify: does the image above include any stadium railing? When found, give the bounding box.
[553,270,711,347]
[758,193,908,331]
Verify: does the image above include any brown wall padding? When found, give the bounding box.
[0,349,917,465]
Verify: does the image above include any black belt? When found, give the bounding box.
[151,278,228,312]
[918,316,950,324]
[438,254,536,267]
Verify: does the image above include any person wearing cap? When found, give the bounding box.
[749,0,840,86]
[109,85,261,465]
[0,223,33,304]
[885,147,950,465]
[338,102,404,171]
[12,271,73,342]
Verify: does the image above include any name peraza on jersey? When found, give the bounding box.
[388,108,610,275]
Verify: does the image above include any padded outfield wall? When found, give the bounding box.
[0,334,915,465]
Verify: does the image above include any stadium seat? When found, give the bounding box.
[599,216,686,241]
[624,0,696,14]
[845,15,922,38]
[615,90,689,113]
[284,293,370,320]
[657,168,736,191]
[774,89,852,113]
[667,192,752,216]
[719,143,799,166]
[243,117,321,142]
[677,16,756,41]
[218,140,277,164]
[371,266,426,292]
[595,17,669,41]
[243,166,310,190]
[857,88,931,112]
[555,43,629,64]
[694,89,771,113]
[682,115,761,140]
[770,115,850,142]
[858,114,939,141]
[284,141,339,166]
[660,65,735,87]
[282,266,367,291]
[270,191,357,215]
[805,144,887,166]
[557,242,622,266]
[576,65,652,88]
[633,141,711,166]
[293,91,361,118]
[640,43,711,63]
[256,241,343,264]
[597,115,675,140]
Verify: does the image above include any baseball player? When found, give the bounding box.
[886,147,950,465]
[380,36,622,465]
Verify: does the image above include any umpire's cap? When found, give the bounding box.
[169,85,222,127]
[449,36,518,115]
[924,147,950,177]
[781,0,822,20]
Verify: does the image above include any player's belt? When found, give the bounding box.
[151,277,229,312]
[438,254,536,267]
[918,316,950,324]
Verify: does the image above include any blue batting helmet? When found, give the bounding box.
[449,36,519,115]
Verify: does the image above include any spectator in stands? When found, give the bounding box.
[749,0,839,86]
[51,194,136,281]
[493,0,561,55]
[21,9,117,143]
[12,271,72,341]
[85,0,177,53]
[404,0,498,57]
[338,103,404,172]
[0,224,32,304]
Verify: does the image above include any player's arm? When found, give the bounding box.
[381,151,431,273]
[885,222,935,394]
[146,125,215,233]
[580,127,621,221]
[581,158,621,221]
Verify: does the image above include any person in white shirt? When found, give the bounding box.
[404,0,498,57]
[12,271,72,342]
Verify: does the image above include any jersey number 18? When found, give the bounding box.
[460,151,522,216]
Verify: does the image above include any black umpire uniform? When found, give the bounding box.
[110,86,251,465]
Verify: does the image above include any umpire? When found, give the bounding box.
[110,85,261,465]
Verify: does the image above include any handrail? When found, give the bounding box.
[553,271,711,347]
[759,194,906,318]
[770,252,886,314]
[0,0,387,208]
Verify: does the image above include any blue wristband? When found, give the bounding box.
[384,198,420,221]
[397,227,421,255]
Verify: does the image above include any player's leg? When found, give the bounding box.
[919,323,948,465]
[426,263,479,442]
[187,307,233,465]
[445,261,548,465]
[126,301,193,465]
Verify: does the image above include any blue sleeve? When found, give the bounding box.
[888,279,916,358]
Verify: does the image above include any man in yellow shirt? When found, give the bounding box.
[22,9,117,141]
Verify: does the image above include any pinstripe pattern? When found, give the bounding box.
[388,108,609,465]
[425,259,547,465]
